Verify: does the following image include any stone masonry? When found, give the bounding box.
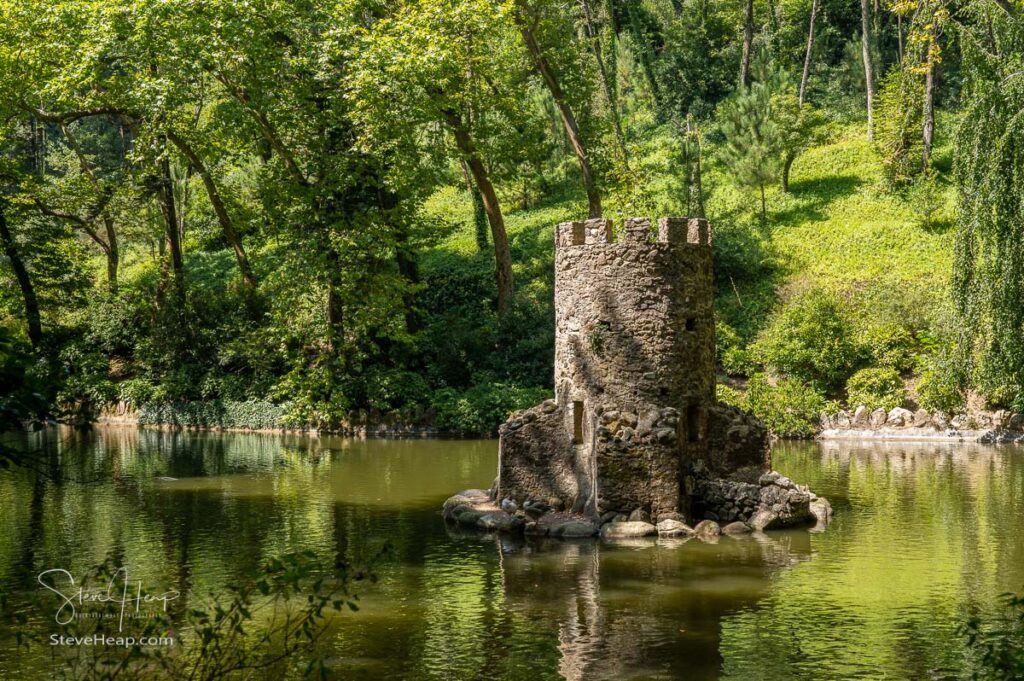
[499,217,748,519]
[445,217,829,539]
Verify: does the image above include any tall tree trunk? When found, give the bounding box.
[325,248,345,361]
[782,153,795,192]
[158,146,185,298]
[460,160,489,252]
[167,132,257,288]
[759,183,767,224]
[798,0,818,107]
[580,0,628,168]
[442,109,514,315]
[518,19,602,219]
[102,216,119,293]
[0,204,42,348]
[897,13,904,62]
[921,28,936,171]
[741,0,755,89]
[860,0,876,140]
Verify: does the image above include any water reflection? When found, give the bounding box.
[1,429,1023,679]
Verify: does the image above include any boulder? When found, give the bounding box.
[524,521,547,536]
[836,411,852,428]
[913,409,931,428]
[870,408,888,427]
[819,412,833,430]
[442,490,488,519]
[1009,413,1024,431]
[477,512,520,532]
[628,508,651,523]
[656,519,694,537]
[599,511,619,525]
[886,407,914,427]
[722,521,752,535]
[455,510,487,527]
[810,497,833,528]
[657,511,686,523]
[600,521,658,539]
[550,520,599,538]
[932,411,950,429]
[749,509,778,531]
[693,519,721,538]
[852,405,870,427]
[951,414,972,430]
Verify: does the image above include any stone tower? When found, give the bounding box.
[497,217,717,519]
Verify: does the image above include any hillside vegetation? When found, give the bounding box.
[0,0,1020,439]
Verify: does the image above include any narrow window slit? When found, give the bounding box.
[687,405,700,443]
[573,401,584,444]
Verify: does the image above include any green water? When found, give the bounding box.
[1,427,1023,680]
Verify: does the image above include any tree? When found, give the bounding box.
[773,93,824,192]
[798,0,819,106]
[719,58,783,222]
[860,0,876,140]
[351,0,541,315]
[953,11,1024,408]
[515,0,603,218]
[741,0,755,89]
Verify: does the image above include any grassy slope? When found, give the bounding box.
[422,121,957,349]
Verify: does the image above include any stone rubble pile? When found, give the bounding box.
[442,468,831,540]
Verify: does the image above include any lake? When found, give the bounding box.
[1,427,1022,680]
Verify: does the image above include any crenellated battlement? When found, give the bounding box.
[555,216,711,249]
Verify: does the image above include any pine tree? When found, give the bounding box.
[719,57,783,223]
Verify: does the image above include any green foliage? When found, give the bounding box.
[961,592,1024,681]
[953,21,1024,410]
[715,383,749,410]
[716,319,755,376]
[431,382,551,435]
[752,290,865,394]
[862,322,918,372]
[746,373,829,438]
[772,93,826,191]
[875,65,924,187]
[846,367,905,411]
[909,169,945,230]
[138,400,286,431]
[916,348,966,413]
[717,56,784,217]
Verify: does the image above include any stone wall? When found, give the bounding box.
[820,406,1024,443]
[499,217,718,518]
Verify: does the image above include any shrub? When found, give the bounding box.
[908,169,945,230]
[431,382,552,435]
[751,290,865,393]
[861,322,918,372]
[874,65,924,187]
[846,367,905,411]
[138,400,287,430]
[716,320,755,376]
[746,373,829,438]
[715,384,749,410]
[916,350,966,413]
